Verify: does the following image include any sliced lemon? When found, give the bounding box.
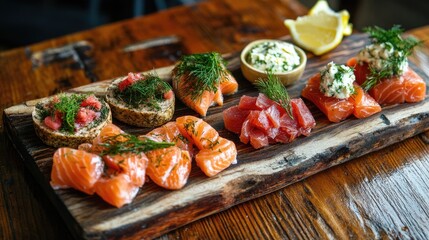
[308,0,353,36]
[284,11,344,56]
[308,0,335,15]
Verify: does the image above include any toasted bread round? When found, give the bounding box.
[32,93,112,148]
[106,77,175,127]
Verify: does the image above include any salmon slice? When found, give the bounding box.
[370,76,405,105]
[176,116,219,150]
[146,146,191,190]
[403,67,426,103]
[78,143,93,152]
[145,121,195,158]
[50,148,104,195]
[173,72,237,116]
[102,152,148,187]
[347,58,426,105]
[91,123,125,154]
[173,75,215,117]
[212,85,224,107]
[195,137,237,177]
[352,84,382,118]
[346,57,368,85]
[302,74,355,122]
[220,74,239,95]
[94,174,139,208]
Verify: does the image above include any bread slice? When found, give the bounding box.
[32,93,112,148]
[106,77,175,127]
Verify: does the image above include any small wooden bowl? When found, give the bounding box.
[240,39,307,86]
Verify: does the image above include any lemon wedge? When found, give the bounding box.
[284,0,353,55]
[309,0,352,36]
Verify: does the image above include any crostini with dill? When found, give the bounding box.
[32,92,112,148]
[346,25,426,105]
[172,52,238,117]
[223,71,315,149]
[106,72,175,127]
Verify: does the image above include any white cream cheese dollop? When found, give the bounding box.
[320,62,355,99]
[248,41,300,73]
[357,42,408,75]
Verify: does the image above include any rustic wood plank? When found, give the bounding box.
[3,33,429,239]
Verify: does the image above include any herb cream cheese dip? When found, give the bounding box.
[357,42,408,76]
[248,41,301,73]
[320,62,355,99]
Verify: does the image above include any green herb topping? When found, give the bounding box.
[54,94,86,133]
[115,74,172,110]
[99,134,175,156]
[254,70,293,118]
[360,25,421,91]
[173,52,228,100]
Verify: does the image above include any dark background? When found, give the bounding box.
[0,0,428,51]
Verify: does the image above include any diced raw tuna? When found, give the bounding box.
[76,107,97,125]
[44,114,62,130]
[81,95,102,110]
[264,104,281,128]
[238,95,260,110]
[291,98,316,136]
[249,128,269,149]
[223,106,251,134]
[249,111,271,131]
[255,93,276,110]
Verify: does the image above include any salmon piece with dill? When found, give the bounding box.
[172,52,238,116]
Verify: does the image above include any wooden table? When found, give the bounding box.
[1,0,429,239]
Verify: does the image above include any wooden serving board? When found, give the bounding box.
[4,34,429,239]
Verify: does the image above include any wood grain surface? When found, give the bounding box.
[1,0,429,239]
[4,33,429,239]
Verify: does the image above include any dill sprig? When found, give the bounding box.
[361,25,421,90]
[99,134,175,156]
[173,52,228,100]
[54,94,87,133]
[115,74,172,110]
[254,71,294,119]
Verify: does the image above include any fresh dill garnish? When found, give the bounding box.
[173,52,228,100]
[54,94,87,133]
[361,25,421,91]
[99,134,175,156]
[254,70,294,119]
[115,74,172,110]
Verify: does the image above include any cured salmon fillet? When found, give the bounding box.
[302,74,355,122]
[146,146,191,190]
[91,125,149,207]
[90,123,125,154]
[195,137,237,177]
[352,85,382,119]
[176,115,237,176]
[102,152,148,187]
[51,148,104,195]
[173,72,237,117]
[173,76,215,116]
[176,115,219,150]
[212,84,224,107]
[347,57,426,105]
[302,73,381,122]
[404,68,426,102]
[52,123,152,208]
[94,174,139,208]
[145,121,194,158]
[220,74,239,95]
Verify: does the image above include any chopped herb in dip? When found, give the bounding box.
[248,41,301,73]
[320,62,355,99]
